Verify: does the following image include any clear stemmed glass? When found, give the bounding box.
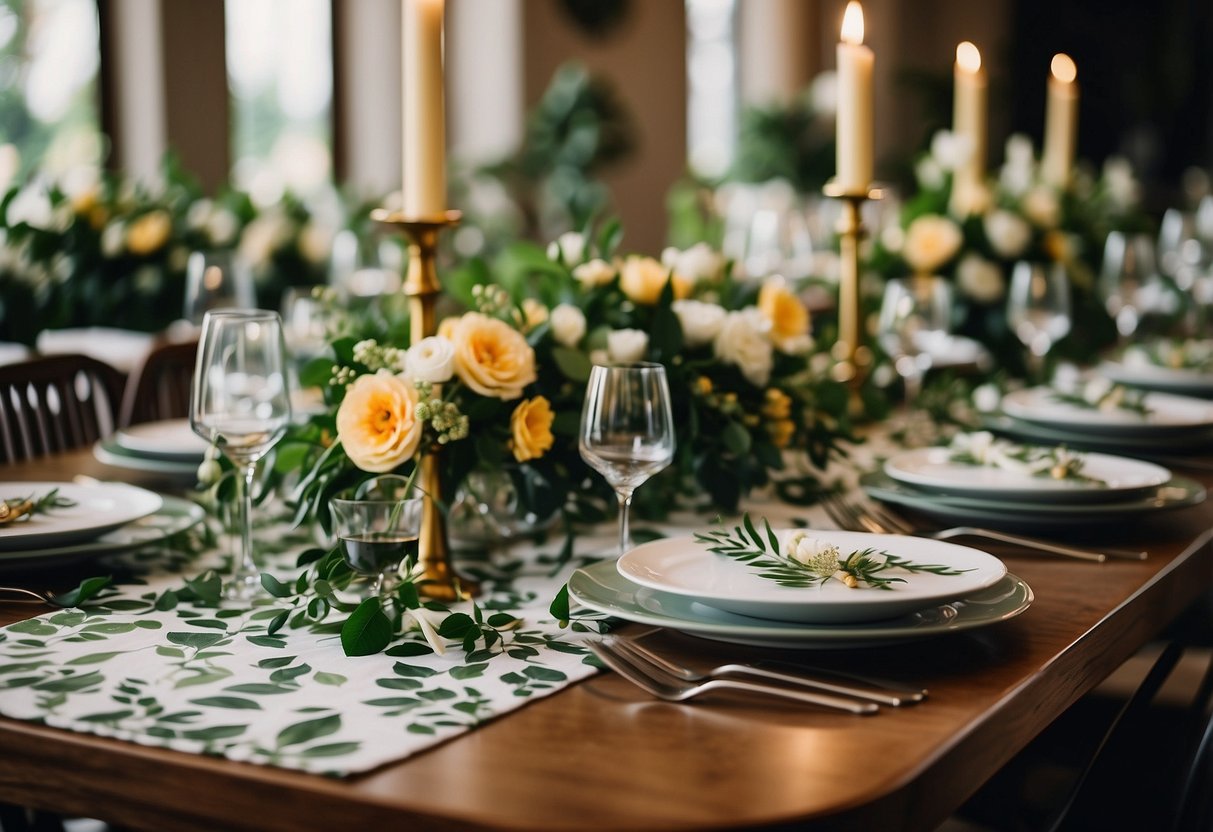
[1007,261,1071,381]
[330,477,423,597]
[876,276,953,410]
[184,250,256,326]
[190,310,292,598]
[1099,231,1168,341]
[579,363,676,557]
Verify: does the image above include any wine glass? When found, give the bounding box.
[330,477,423,597]
[579,363,676,557]
[1007,261,1071,381]
[1098,231,1168,340]
[184,250,256,326]
[190,310,292,598]
[876,276,953,409]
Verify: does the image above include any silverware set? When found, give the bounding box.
[820,492,1146,563]
[588,634,926,713]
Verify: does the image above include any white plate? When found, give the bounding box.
[616,531,1006,624]
[0,482,163,551]
[0,496,205,569]
[860,471,1206,531]
[94,439,201,479]
[1100,359,1213,397]
[113,419,210,460]
[884,446,1171,503]
[1002,387,1213,434]
[917,333,991,370]
[570,560,1032,649]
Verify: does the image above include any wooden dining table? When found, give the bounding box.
[0,447,1210,831]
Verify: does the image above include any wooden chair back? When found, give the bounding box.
[119,339,199,427]
[0,354,126,463]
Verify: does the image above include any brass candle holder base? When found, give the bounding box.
[823,181,882,410]
[371,208,478,602]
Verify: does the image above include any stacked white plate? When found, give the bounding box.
[0,481,204,569]
[988,386,1213,454]
[1100,341,1213,398]
[568,529,1032,649]
[94,419,209,479]
[863,442,1204,532]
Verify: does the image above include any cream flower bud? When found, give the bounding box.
[671,299,726,348]
[607,328,649,363]
[405,336,455,384]
[550,303,587,347]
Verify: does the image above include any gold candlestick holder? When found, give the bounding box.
[371,207,477,602]
[823,181,882,405]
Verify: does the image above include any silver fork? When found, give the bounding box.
[0,586,57,604]
[612,636,924,706]
[587,638,878,714]
[822,493,1145,562]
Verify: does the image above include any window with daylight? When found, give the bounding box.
[225,0,333,201]
[0,0,103,188]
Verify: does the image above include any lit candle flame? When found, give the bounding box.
[1050,53,1077,83]
[956,41,981,73]
[841,1,864,46]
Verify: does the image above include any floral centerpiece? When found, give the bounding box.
[867,131,1151,372]
[278,225,857,539]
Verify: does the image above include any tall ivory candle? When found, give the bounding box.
[402,0,446,217]
[950,41,987,215]
[835,1,874,192]
[1042,53,1078,187]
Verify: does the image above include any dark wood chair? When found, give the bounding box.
[118,338,198,427]
[0,354,126,463]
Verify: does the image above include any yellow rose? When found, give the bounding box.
[437,317,459,341]
[510,396,555,462]
[762,388,792,421]
[767,418,795,449]
[336,370,423,473]
[758,278,812,354]
[450,312,537,400]
[522,298,548,331]
[126,210,172,255]
[619,255,691,305]
[903,214,962,274]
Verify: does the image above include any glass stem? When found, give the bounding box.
[236,463,257,584]
[616,489,634,557]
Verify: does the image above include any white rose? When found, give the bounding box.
[607,329,649,363]
[1000,134,1036,196]
[1021,185,1060,228]
[916,156,946,190]
[809,70,837,115]
[671,299,726,348]
[1103,157,1139,210]
[549,303,587,347]
[546,231,586,265]
[101,222,126,257]
[298,221,332,265]
[903,214,963,274]
[186,199,214,231]
[983,210,1032,258]
[5,184,53,229]
[661,242,724,284]
[956,255,1004,304]
[239,213,291,268]
[930,130,972,172]
[206,208,239,247]
[713,308,773,386]
[405,336,455,383]
[784,531,841,572]
[572,258,616,288]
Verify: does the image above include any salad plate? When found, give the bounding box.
[0,482,163,551]
[94,439,201,479]
[1001,387,1213,435]
[0,496,205,569]
[616,530,1005,624]
[569,559,1032,649]
[860,471,1205,531]
[112,419,209,461]
[883,446,1170,503]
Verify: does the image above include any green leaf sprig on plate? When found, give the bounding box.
[947,431,1103,485]
[1050,378,1150,417]
[0,488,76,526]
[694,515,972,591]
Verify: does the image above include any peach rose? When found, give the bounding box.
[450,312,537,400]
[510,396,555,462]
[619,255,691,305]
[336,370,423,473]
[758,278,812,354]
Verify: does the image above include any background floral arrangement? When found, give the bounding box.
[867,130,1152,371]
[278,224,857,539]
[0,156,333,344]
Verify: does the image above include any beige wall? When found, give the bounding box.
[522,0,687,254]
